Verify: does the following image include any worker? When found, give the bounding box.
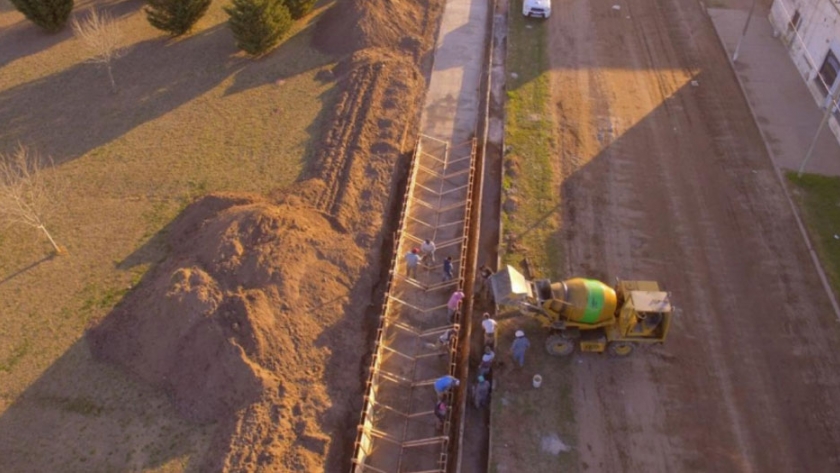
[420,239,436,266]
[434,374,460,400]
[510,330,530,368]
[405,248,421,279]
[434,400,447,430]
[437,327,457,355]
[447,290,465,323]
[478,265,494,300]
[473,375,490,408]
[481,312,497,347]
[478,346,495,377]
[442,256,454,282]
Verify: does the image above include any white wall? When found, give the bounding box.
[771,0,840,139]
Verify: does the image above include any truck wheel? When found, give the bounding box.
[545,334,575,356]
[608,342,634,357]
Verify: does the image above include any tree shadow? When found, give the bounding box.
[0,23,244,162]
[0,340,214,472]
[0,13,74,68]
[1,13,336,164]
[0,253,55,286]
[0,0,142,68]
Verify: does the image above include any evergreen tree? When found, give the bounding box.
[145,0,212,36]
[225,0,292,56]
[10,0,73,32]
[284,0,315,20]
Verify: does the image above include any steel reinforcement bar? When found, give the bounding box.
[351,135,477,473]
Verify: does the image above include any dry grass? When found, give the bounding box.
[501,0,563,280]
[0,0,337,470]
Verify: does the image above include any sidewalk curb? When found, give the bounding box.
[706,7,840,323]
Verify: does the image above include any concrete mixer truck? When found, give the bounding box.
[490,265,673,356]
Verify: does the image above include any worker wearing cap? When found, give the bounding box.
[473,375,491,408]
[405,248,421,279]
[510,330,530,367]
[434,374,460,400]
[481,313,497,346]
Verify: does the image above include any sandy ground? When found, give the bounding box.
[544,0,840,471]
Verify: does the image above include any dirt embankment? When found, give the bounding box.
[86,0,444,470]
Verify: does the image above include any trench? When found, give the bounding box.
[349,0,504,470]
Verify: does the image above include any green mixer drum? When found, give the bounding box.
[562,278,617,324]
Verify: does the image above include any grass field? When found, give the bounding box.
[489,2,577,471]
[0,1,337,470]
[786,172,840,299]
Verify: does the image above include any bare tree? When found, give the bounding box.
[72,10,124,92]
[0,146,63,254]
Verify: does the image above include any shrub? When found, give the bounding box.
[72,9,124,92]
[225,0,292,56]
[10,0,74,32]
[145,0,212,36]
[284,0,315,20]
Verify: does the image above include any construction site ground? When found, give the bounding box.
[4,0,840,470]
[490,0,840,472]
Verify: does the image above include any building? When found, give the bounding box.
[770,0,840,137]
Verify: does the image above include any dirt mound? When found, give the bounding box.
[314,0,441,57]
[294,49,423,233]
[89,194,368,468]
[89,194,366,413]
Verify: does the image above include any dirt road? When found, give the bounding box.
[549,0,840,471]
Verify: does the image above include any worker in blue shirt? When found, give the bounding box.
[434,375,460,400]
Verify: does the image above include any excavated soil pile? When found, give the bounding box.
[88,8,442,467]
[314,0,442,57]
[89,193,365,416]
[89,194,368,470]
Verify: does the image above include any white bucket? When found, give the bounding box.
[532,374,543,388]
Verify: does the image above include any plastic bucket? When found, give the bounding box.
[532,374,543,388]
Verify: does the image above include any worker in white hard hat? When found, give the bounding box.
[510,330,530,368]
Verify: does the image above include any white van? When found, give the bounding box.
[522,0,551,18]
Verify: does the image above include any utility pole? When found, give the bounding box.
[732,0,758,62]
[798,84,840,177]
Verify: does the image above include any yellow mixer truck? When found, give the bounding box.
[490,265,673,356]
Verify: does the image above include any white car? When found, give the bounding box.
[522,0,551,18]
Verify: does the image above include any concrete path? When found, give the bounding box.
[420,0,489,144]
[709,7,840,176]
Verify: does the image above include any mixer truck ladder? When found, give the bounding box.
[351,135,477,472]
